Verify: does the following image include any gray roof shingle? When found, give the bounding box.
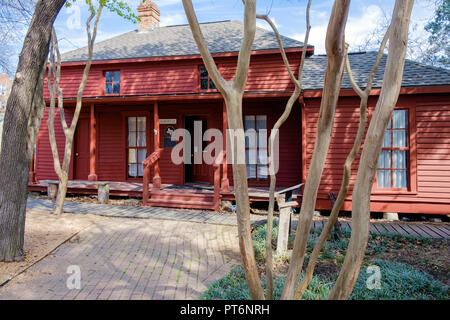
[61,20,307,62]
[61,20,450,89]
[303,51,450,90]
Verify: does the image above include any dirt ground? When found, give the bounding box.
[0,210,101,285]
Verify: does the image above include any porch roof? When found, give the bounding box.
[302,52,450,90]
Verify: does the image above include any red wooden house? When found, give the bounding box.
[30,1,450,215]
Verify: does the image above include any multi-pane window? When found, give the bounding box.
[0,84,5,95]
[377,109,409,189]
[127,117,146,178]
[199,66,216,90]
[105,71,120,95]
[244,115,268,180]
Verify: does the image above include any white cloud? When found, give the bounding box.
[160,13,187,26]
[289,5,385,54]
[256,17,280,32]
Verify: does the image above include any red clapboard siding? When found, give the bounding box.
[97,111,125,181]
[49,53,302,99]
[304,94,450,214]
[43,67,102,99]
[415,103,450,202]
[220,54,300,92]
[36,108,74,180]
[121,64,198,95]
[226,101,302,188]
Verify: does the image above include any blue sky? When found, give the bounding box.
[52,0,435,56]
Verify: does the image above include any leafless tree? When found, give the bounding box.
[329,0,414,299]
[281,0,351,300]
[255,0,311,299]
[183,0,265,299]
[0,0,35,75]
[0,0,66,262]
[47,2,103,215]
[295,26,391,300]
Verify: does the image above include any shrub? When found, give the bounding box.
[200,265,332,300]
[350,260,449,300]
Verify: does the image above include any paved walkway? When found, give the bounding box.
[27,197,450,239]
[0,217,241,300]
[27,197,267,226]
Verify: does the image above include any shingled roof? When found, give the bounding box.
[302,51,450,90]
[61,20,450,89]
[61,20,307,62]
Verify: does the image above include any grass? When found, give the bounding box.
[201,223,449,300]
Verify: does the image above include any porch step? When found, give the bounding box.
[147,198,216,210]
[150,191,214,202]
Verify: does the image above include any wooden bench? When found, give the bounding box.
[275,183,304,254]
[40,180,111,204]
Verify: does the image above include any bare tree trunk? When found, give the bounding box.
[328,0,414,300]
[47,5,103,215]
[281,0,351,300]
[255,0,311,299]
[182,0,264,299]
[295,27,390,299]
[0,0,66,262]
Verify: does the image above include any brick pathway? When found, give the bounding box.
[27,197,450,239]
[27,197,267,226]
[0,217,240,300]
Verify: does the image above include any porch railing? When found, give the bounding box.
[142,148,164,206]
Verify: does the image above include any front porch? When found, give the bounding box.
[28,181,301,210]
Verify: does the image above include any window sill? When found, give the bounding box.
[371,190,418,196]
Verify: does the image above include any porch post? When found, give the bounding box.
[221,101,230,192]
[28,145,36,184]
[88,104,98,181]
[153,101,162,190]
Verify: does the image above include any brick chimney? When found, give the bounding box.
[137,0,160,32]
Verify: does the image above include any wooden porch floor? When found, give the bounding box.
[28,181,295,201]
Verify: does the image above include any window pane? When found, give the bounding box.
[377,170,391,188]
[138,149,147,163]
[247,164,256,179]
[105,72,112,82]
[393,170,407,188]
[393,110,407,129]
[378,150,391,169]
[209,78,216,89]
[256,115,267,130]
[128,164,137,178]
[105,83,112,94]
[128,149,137,163]
[137,132,146,147]
[258,165,268,179]
[200,66,208,78]
[244,115,255,130]
[128,132,136,147]
[137,117,146,131]
[138,164,144,177]
[393,150,407,169]
[113,83,120,94]
[393,130,407,147]
[113,71,120,82]
[258,149,268,165]
[258,129,268,148]
[382,130,391,147]
[128,117,136,131]
[246,149,257,164]
[200,79,208,90]
[245,129,257,148]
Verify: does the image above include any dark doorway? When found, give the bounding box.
[74,117,90,180]
[184,115,209,183]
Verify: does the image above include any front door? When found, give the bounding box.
[74,117,90,180]
[185,116,209,183]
